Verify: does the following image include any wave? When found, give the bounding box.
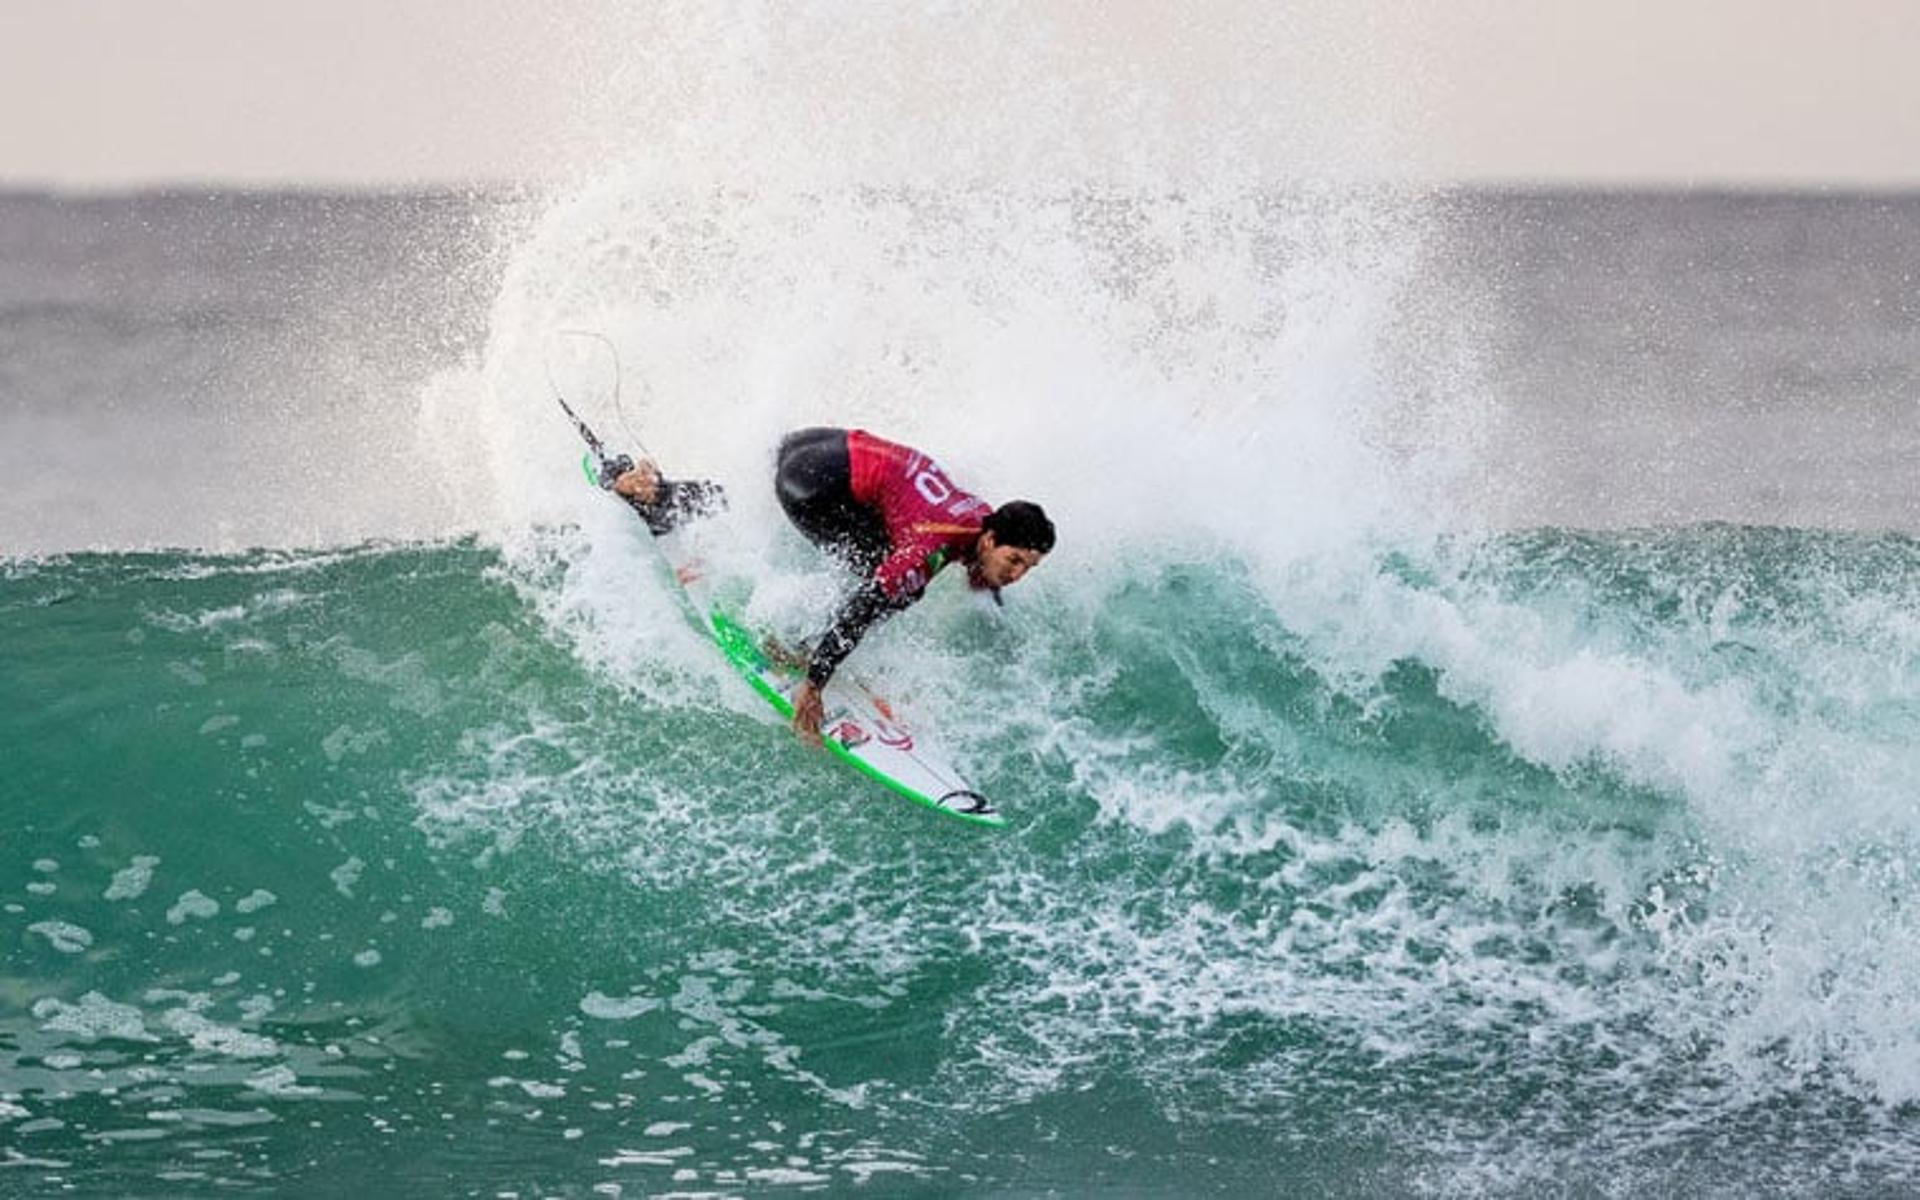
[6,524,1918,1193]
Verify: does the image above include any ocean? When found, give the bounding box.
[4,185,1919,1198]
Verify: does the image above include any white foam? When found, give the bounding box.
[104,856,161,901]
[32,992,155,1042]
[322,724,390,763]
[235,889,277,914]
[165,890,220,925]
[27,921,92,954]
[246,1066,320,1098]
[329,857,365,898]
[580,992,660,1021]
[155,1006,277,1059]
[748,1167,831,1185]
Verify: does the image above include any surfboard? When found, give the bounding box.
[572,448,1004,828]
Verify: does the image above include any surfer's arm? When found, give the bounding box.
[803,535,955,688]
[791,591,884,743]
[794,544,934,740]
[805,579,901,690]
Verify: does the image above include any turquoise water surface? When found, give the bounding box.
[7,525,1920,1195]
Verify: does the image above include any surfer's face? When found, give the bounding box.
[976,533,1045,588]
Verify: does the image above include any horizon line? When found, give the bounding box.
[5,176,1920,200]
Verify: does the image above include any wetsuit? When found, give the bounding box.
[622,478,727,537]
[775,427,993,689]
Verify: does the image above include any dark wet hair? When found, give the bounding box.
[983,501,1055,554]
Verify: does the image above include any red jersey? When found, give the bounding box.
[846,429,993,599]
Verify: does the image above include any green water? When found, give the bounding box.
[5,529,1920,1196]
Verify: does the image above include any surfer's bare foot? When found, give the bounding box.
[792,682,825,747]
[612,461,662,504]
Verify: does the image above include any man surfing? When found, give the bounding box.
[612,426,1055,743]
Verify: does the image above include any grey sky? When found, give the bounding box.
[5,1,1917,188]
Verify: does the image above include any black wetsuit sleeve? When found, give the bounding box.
[806,578,912,690]
[624,479,727,536]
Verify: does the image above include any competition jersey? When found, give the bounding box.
[846,429,993,599]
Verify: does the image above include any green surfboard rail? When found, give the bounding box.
[704,611,1006,829]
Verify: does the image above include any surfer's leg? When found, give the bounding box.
[775,428,852,520]
[644,479,728,534]
[775,428,889,572]
[623,474,727,536]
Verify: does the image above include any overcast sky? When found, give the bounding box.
[5,1,1917,189]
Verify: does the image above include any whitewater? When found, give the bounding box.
[6,8,1920,1196]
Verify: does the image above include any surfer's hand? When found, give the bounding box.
[612,461,661,504]
[792,682,825,747]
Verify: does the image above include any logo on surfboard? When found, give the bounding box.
[829,720,871,748]
[870,717,913,750]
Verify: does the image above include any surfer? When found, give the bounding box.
[773,427,1054,742]
[612,427,1054,744]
